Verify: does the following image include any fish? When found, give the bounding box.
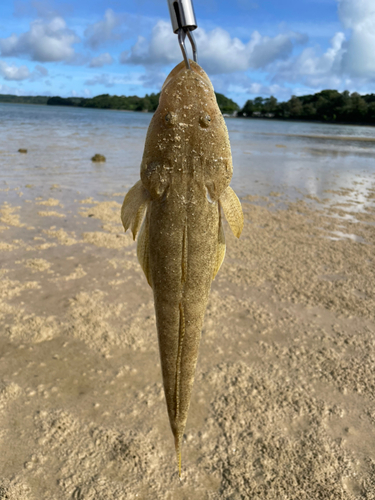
[121,59,243,476]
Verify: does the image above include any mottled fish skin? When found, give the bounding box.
[121,60,243,475]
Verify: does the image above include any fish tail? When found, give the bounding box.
[175,433,182,479]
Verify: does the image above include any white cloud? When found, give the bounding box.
[139,69,167,89]
[70,88,92,97]
[0,60,49,82]
[0,83,25,95]
[244,31,307,70]
[269,0,375,88]
[0,61,30,81]
[120,21,178,67]
[338,0,375,29]
[89,52,114,68]
[85,73,116,87]
[34,64,48,76]
[2,0,374,100]
[197,28,294,74]
[272,32,345,88]
[0,17,79,62]
[121,20,306,74]
[29,63,49,81]
[118,0,375,97]
[84,9,127,50]
[246,82,287,98]
[84,71,154,89]
[209,72,291,103]
[338,0,375,78]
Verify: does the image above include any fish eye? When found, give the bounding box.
[164,112,176,126]
[199,115,211,128]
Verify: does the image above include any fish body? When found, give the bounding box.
[121,60,243,474]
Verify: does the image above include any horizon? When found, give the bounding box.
[0,1,374,107]
[2,87,374,110]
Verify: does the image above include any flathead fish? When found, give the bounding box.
[121,60,243,475]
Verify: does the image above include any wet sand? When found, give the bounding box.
[0,178,375,499]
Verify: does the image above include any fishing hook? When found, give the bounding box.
[168,0,198,70]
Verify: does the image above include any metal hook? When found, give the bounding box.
[168,0,198,69]
[178,28,190,69]
[186,29,197,64]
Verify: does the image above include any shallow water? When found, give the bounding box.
[1,104,375,498]
[1,102,375,202]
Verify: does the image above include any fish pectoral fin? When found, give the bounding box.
[121,180,150,240]
[213,216,226,280]
[219,186,244,238]
[137,207,152,287]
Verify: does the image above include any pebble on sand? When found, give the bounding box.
[91,154,106,162]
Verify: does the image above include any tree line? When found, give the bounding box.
[1,89,375,125]
[239,90,375,124]
[0,91,238,114]
[46,94,160,112]
[0,94,49,105]
[46,92,239,115]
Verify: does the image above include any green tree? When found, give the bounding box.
[302,103,317,118]
[367,102,375,121]
[47,96,78,106]
[288,96,303,117]
[239,99,255,116]
[253,96,264,111]
[0,94,49,105]
[214,93,240,114]
[263,96,278,113]
[350,92,368,119]
[339,92,368,122]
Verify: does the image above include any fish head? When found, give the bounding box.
[141,60,233,202]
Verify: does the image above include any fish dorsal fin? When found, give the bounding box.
[213,215,226,280]
[137,209,152,287]
[219,186,244,238]
[121,180,150,240]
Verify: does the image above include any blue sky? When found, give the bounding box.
[0,0,374,106]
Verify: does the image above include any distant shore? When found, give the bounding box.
[0,91,239,115]
[1,89,375,126]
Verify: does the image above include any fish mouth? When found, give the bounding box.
[161,60,212,92]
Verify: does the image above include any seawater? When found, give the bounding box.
[1,102,375,201]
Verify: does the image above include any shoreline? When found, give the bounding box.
[1,99,375,129]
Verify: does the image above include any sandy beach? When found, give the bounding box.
[0,171,375,498]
